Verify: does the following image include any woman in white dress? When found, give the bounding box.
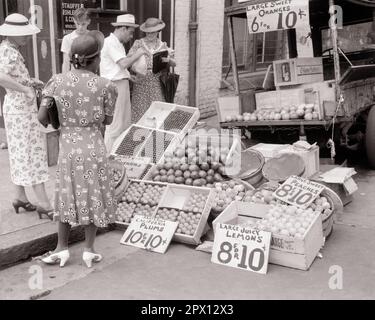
[0,13,53,219]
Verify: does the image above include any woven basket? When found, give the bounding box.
[320,187,343,239]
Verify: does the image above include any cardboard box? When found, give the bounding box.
[212,202,325,271]
[255,88,306,111]
[216,96,241,122]
[310,168,357,207]
[278,145,320,178]
[273,57,324,87]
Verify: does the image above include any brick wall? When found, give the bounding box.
[174,0,225,119]
[174,0,191,107]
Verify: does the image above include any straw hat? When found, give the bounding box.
[140,18,166,33]
[0,13,40,36]
[111,14,139,28]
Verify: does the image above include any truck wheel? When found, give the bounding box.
[365,106,375,168]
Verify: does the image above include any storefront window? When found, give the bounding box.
[222,16,285,74]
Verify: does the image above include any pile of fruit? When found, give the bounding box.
[183,192,208,213]
[243,188,277,205]
[116,181,167,223]
[212,181,247,212]
[149,136,234,187]
[242,205,319,238]
[155,208,202,236]
[224,104,320,122]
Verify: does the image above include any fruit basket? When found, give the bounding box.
[145,133,242,187]
[241,181,343,240]
[137,101,200,137]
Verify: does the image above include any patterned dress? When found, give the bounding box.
[0,39,49,187]
[43,71,118,228]
[129,38,169,123]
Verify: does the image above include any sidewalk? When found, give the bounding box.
[0,116,222,268]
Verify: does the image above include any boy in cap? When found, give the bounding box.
[61,7,91,73]
[100,14,145,154]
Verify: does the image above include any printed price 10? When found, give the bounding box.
[124,229,165,250]
[275,183,313,206]
[217,241,265,272]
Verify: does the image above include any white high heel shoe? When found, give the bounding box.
[41,250,70,267]
[83,252,103,268]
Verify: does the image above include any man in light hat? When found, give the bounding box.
[100,14,145,154]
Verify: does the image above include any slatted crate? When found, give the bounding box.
[115,180,216,245]
[137,102,200,138]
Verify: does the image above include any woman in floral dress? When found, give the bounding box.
[40,32,118,268]
[0,13,52,217]
[129,17,176,123]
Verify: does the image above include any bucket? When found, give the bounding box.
[228,149,265,186]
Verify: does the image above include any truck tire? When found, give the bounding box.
[366,106,375,168]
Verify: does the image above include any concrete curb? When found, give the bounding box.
[0,224,115,270]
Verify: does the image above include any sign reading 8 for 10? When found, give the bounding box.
[273,176,325,209]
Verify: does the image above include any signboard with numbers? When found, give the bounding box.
[273,176,325,209]
[246,0,310,34]
[120,216,178,254]
[211,223,271,275]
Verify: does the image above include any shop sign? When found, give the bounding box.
[274,175,325,209]
[115,156,151,179]
[120,216,178,254]
[211,223,271,275]
[61,0,99,36]
[246,0,310,34]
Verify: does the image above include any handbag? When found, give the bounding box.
[37,95,60,130]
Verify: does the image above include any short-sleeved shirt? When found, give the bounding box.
[61,30,81,55]
[43,71,118,128]
[100,33,130,81]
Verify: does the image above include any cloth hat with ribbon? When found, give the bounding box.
[140,18,166,33]
[0,13,40,36]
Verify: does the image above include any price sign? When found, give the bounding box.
[115,156,151,179]
[211,223,271,275]
[246,0,310,34]
[274,176,325,209]
[120,216,178,254]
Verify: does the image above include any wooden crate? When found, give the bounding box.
[115,180,216,246]
[212,202,325,271]
[137,101,200,138]
[273,58,324,88]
